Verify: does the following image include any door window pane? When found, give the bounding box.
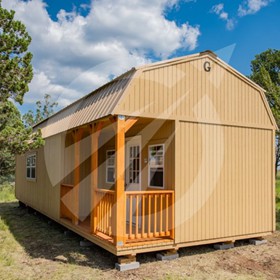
[128,145,140,184]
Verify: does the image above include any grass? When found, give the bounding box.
[1,201,280,280]
[0,183,16,203]
[0,201,112,279]
[0,182,279,279]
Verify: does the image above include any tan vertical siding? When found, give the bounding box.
[15,134,63,220]
[79,130,91,221]
[97,119,175,191]
[116,57,273,129]
[139,120,174,190]
[272,130,276,231]
[175,121,273,243]
[15,52,276,253]
[64,133,74,184]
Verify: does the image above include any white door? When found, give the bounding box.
[125,136,141,226]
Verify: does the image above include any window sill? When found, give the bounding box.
[26,178,37,182]
[148,185,164,189]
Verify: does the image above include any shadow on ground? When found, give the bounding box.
[0,201,258,270]
[0,201,116,270]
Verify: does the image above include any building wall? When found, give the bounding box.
[15,133,63,220]
[174,121,274,243]
[136,119,175,191]
[62,130,91,221]
[115,56,274,130]
[97,119,175,191]
[15,119,174,223]
[15,53,275,248]
[114,54,275,243]
[79,130,91,221]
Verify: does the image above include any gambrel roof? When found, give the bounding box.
[35,69,136,138]
[35,51,277,138]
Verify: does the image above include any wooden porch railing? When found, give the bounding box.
[61,186,174,244]
[95,189,115,238]
[125,190,174,241]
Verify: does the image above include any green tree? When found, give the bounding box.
[0,101,44,181]
[250,49,280,174]
[0,0,33,104]
[23,94,58,127]
[0,2,44,182]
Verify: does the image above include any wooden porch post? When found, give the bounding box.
[90,122,103,233]
[114,116,126,246]
[73,128,82,225]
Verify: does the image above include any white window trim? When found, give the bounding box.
[148,144,165,189]
[106,149,115,184]
[26,153,37,181]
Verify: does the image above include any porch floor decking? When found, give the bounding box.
[61,216,174,247]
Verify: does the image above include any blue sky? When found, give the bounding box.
[167,0,280,74]
[2,0,280,113]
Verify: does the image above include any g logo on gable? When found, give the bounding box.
[204,61,211,72]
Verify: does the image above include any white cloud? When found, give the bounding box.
[27,70,81,107]
[212,0,273,30]
[238,0,272,16]
[211,3,235,30]
[1,0,201,109]
[212,3,224,14]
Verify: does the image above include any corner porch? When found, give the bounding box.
[59,116,175,251]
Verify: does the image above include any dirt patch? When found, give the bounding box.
[1,202,280,280]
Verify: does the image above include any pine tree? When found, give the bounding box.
[0,1,44,182]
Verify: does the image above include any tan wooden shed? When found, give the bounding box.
[15,50,277,258]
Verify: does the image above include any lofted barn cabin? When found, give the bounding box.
[15,51,276,260]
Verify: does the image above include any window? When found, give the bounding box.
[128,145,140,184]
[106,150,115,183]
[148,144,164,188]
[26,154,36,180]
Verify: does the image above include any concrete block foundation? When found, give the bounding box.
[115,262,140,271]
[156,250,179,261]
[214,242,234,250]
[249,239,267,246]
